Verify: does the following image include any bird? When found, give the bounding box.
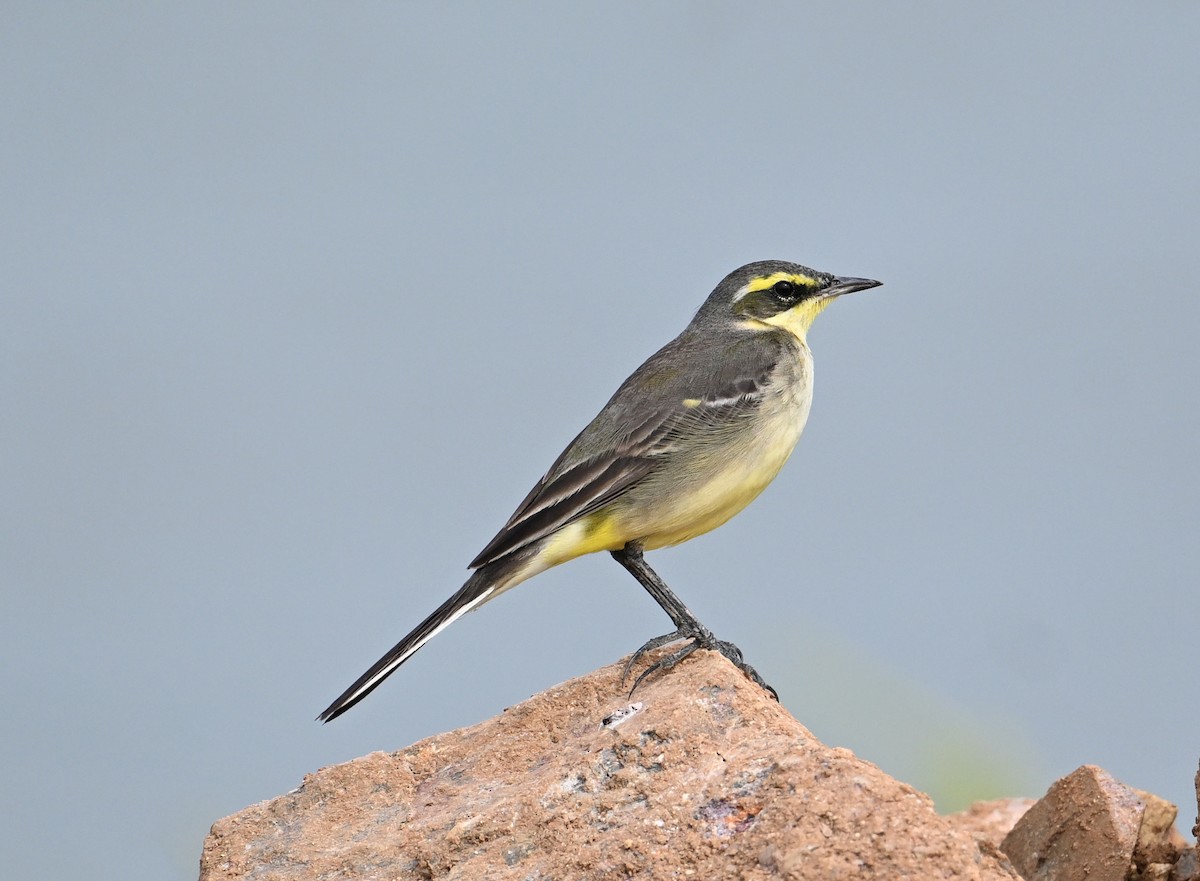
[318,260,881,722]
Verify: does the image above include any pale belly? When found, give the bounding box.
[637,384,811,549]
[533,343,814,571]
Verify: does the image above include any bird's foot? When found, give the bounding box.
[622,628,779,701]
[621,629,690,684]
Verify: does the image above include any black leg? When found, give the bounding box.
[610,541,778,700]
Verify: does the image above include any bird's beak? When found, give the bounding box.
[823,276,883,299]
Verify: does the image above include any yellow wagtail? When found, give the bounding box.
[319,260,880,721]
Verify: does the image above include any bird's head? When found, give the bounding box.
[698,260,881,341]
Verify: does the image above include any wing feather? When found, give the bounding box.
[469,332,786,569]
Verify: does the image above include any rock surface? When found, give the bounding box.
[949,798,1035,850]
[1000,765,1189,881]
[200,650,1019,880]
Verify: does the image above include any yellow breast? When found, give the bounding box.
[638,372,811,549]
[538,340,814,565]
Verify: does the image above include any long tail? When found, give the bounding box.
[318,559,523,723]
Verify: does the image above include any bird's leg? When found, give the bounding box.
[610,542,778,700]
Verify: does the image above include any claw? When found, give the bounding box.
[621,630,686,684]
[622,629,779,701]
[628,640,701,695]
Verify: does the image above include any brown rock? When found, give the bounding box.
[949,798,1036,850]
[1174,763,1200,881]
[1194,760,1200,841]
[200,650,1018,880]
[1174,847,1200,881]
[1134,788,1186,868]
[1001,765,1188,881]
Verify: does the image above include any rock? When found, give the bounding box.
[1001,765,1187,881]
[948,798,1036,849]
[1194,760,1200,841]
[200,650,1018,880]
[1176,762,1200,881]
[1175,848,1200,881]
[1134,787,1187,869]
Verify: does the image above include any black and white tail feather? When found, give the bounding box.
[317,557,520,722]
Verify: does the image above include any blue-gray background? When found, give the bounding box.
[3,4,1197,878]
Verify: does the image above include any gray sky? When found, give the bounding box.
[3,4,1197,878]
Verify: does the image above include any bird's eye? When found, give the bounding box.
[772,280,796,296]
